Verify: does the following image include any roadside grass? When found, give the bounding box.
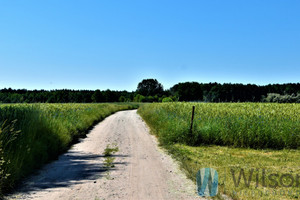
[138,102,300,200]
[167,144,300,200]
[0,103,138,195]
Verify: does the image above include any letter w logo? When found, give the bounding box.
[196,168,218,197]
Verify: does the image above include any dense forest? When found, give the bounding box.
[170,82,300,103]
[0,79,300,103]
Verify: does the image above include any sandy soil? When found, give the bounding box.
[7,110,204,200]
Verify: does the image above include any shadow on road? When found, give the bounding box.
[13,151,128,193]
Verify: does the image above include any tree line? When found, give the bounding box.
[0,79,299,103]
[170,82,300,102]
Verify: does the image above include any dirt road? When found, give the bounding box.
[8,110,203,200]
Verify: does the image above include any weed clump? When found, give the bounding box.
[103,144,119,157]
[103,144,119,179]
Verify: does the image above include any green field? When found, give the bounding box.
[1,102,299,199]
[138,103,300,200]
[0,103,138,195]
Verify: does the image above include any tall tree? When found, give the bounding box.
[136,79,164,96]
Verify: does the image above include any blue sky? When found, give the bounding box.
[0,0,299,91]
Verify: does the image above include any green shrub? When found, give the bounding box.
[162,97,173,102]
[264,93,300,103]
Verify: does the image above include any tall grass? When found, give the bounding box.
[138,103,300,200]
[138,102,300,149]
[0,103,138,194]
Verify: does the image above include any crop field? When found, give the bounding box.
[0,103,138,194]
[138,103,300,200]
[138,102,300,149]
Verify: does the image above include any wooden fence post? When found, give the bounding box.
[190,106,195,133]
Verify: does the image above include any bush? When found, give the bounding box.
[162,97,173,102]
[264,93,300,103]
